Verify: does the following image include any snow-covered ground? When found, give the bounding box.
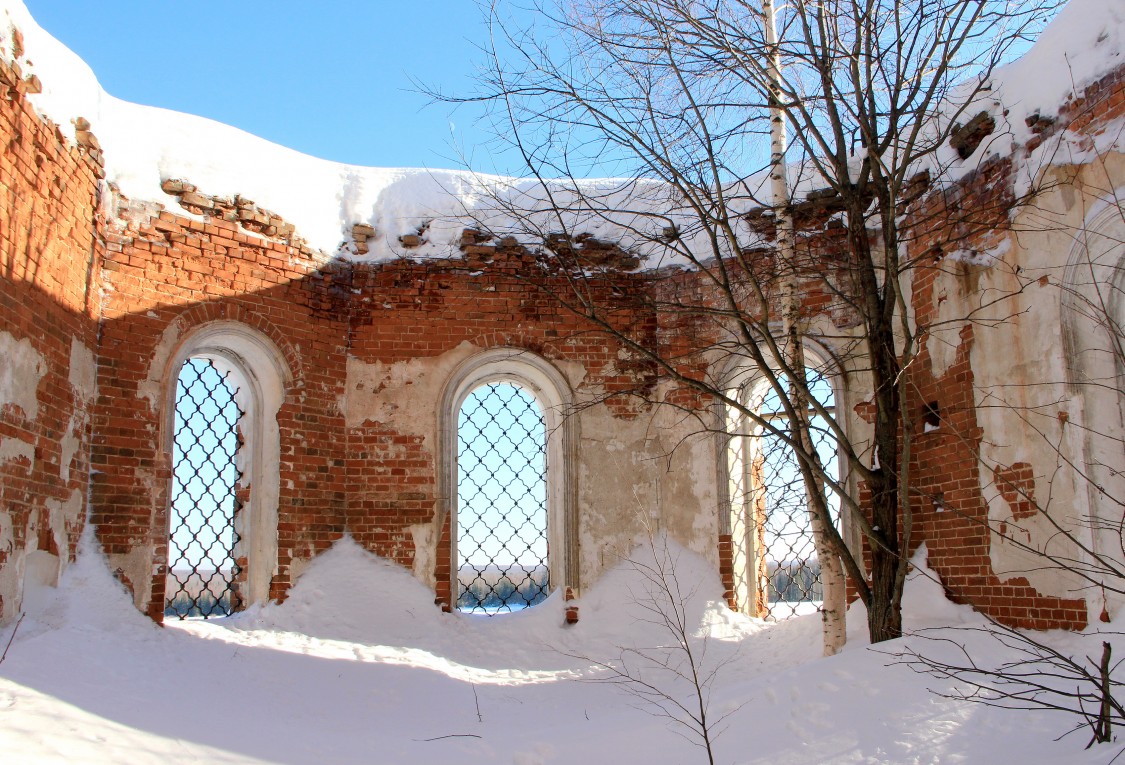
[0,534,1116,765]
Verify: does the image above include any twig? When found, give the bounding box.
[0,613,24,665]
[413,734,483,742]
[472,682,483,723]
[890,620,1125,754]
[1090,641,1114,748]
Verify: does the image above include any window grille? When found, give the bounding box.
[456,382,550,614]
[166,358,244,619]
[740,372,839,620]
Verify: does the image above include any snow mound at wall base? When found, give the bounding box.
[19,526,157,640]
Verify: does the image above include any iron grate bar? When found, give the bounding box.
[456,382,550,614]
[166,358,244,620]
[750,371,840,620]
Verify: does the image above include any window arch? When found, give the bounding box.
[438,348,578,614]
[721,346,849,619]
[1061,192,1125,572]
[160,321,290,618]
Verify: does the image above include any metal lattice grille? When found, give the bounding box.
[166,358,244,620]
[456,382,550,614]
[737,372,839,620]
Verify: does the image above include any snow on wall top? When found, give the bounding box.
[1,0,1121,266]
[995,0,1124,126]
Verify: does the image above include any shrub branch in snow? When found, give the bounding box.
[895,623,1125,751]
[562,532,738,765]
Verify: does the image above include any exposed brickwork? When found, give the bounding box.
[902,316,1087,630]
[994,463,1037,523]
[343,242,656,595]
[874,62,1125,630]
[717,532,735,609]
[0,52,102,621]
[80,186,663,619]
[90,208,350,619]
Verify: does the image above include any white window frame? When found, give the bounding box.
[160,321,290,609]
[438,348,579,605]
[1060,191,1125,574]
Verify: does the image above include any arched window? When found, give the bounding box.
[724,356,843,619]
[160,322,290,620]
[439,348,577,615]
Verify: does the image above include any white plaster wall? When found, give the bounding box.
[575,385,719,584]
[342,341,478,435]
[951,154,1125,615]
[340,342,724,598]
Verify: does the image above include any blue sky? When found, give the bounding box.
[22,1,527,171]
[21,2,1054,181]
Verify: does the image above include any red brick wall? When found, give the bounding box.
[0,54,102,621]
[90,207,351,620]
[87,199,657,620]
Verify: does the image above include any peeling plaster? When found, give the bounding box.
[34,489,81,588]
[117,466,163,602]
[22,550,61,592]
[0,437,33,466]
[343,342,477,581]
[59,416,81,484]
[926,287,971,380]
[0,509,22,618]
[67,337,96,403]
[107,545,158,613]
[341,341,478,438]
[972,157,1125,607]
[288,552,312,585]
[0,331,46,420]
[410,523,436,588]
[140,322,184,412]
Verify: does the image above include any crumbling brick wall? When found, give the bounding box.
[0,49,102,622]
[91,203,352,620]
[880,62,1125,630]
[87,185,667,620]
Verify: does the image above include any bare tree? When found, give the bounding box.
[564,530,738,764]
[429,0,1067,651]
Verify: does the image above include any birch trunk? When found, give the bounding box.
[763,0,847,656]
